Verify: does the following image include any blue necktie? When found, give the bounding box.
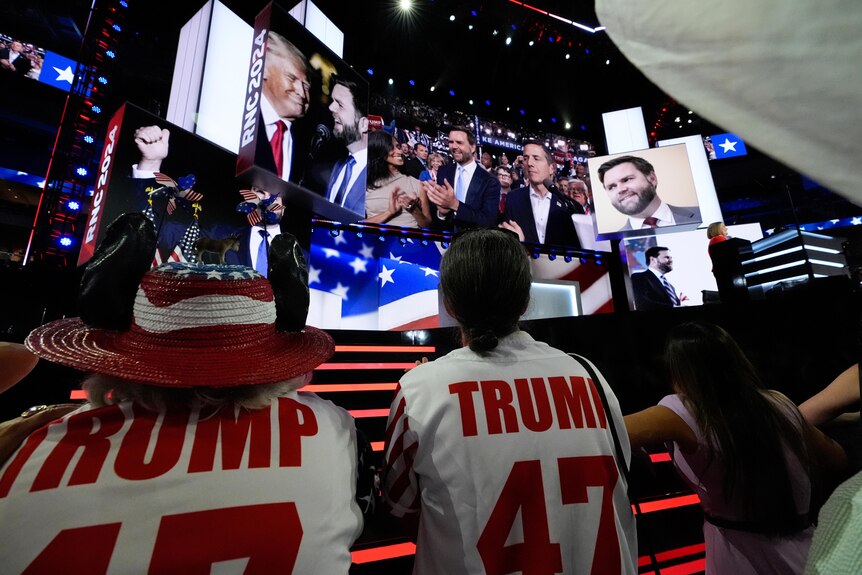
[256,229,269,278]
[661,275,680,306]
[333,155,356,207]
[455,165,466,203]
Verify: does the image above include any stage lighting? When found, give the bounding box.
[519,109,525,115]
[565,53,570,59]
[106,50,116,58]
[112,24,122,32]
[366,68,374,75]
[355,231,363,239]
[449,90,455,96]
[420,239,429,246]
[564,255,572,263]
[595,258,603,266]
[378,234,386,242]
[485,100,491,106]
[551,118,557,123]
[91,105,101,113]
[565,122,571,129]
[59,236,73,248]
[531,251,540,259]
[83,135,94,144]
[505,37,511,45]
[98,76,108,84]
[529,41,534,46]
[548,252,556,261]
[67,200,81,211]
[580,257,588,264]
[329,229,340,237]
[449,15,455,21]
[469,100,474,105]
[409,79,415,86]
[119,0,128,7]
[76,167,88,176]
[399,0,412,11]
[430,86,435,92]
[398,237,407,246]
[388,78,394,85]
[441,241,449,249]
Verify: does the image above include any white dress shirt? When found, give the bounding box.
[249,223,281,270]
[529,186,552,244]
[260,96,294,181]
[327,148,368,206]
[627,201,677,229]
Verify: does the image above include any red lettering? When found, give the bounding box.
[0,425,49,498]
[481,380,519,435]
[515,378,553,432]
[277,398,317,467]
[23,523,121,575]
[448,381,480,437]
[477,460,562,575]
[114,405,189,480]
[31,406,124,491]
[558,456,620,574]
[189,406,271,473]
[548,376,597,429]
[149,503,302,574]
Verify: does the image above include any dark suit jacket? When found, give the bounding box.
[0,49,31,75]
[254,112,310,185]
[325,158,366,216]
[503,186,582,248]
[631,270,674,310]
[434,163,500,231]
[402,157,426,179]
[619,204,701,231]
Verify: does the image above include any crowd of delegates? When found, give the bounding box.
[0,220,860,572]
[0,39,44,80]
[363,124,595,251]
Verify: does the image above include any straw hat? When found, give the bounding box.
[25,213,332,387]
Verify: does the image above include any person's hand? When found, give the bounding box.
[0,404,79,466]
[425,179,459,213]
[405,357,430,372]
[399,191,420,212]
[388,187,405,215]
[134,126,170,172]
[499,220,525,242]
[679,292,689,302]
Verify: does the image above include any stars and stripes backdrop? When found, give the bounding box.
[307,227,614,330]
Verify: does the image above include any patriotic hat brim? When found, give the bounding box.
[25,264,334,388]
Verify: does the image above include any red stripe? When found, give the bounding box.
[649,452,672,463]
[638,543,706,567]
[349,409,390,418]
[351,542,416,564]
[318,362,417,370]
[334,345,436,353]
[385,397,407,442]
[633,494,700,514]
[390,316,440,331]
[301,383,398,393]
[371,441,384,451]
[641,558,706,575]
[70,390,86,400]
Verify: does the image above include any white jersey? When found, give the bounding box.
[384,330,637,575]
[0,392,363,574]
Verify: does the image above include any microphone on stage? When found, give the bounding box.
[309,124,331,158]
[543,178,584,215]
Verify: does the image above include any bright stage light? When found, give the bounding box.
[399,0,412,11]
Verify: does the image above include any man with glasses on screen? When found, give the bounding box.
[260,31,311,183]
[597,155,701,231]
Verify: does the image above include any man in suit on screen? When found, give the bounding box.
[598,155,701,232]
[500,141,582,247]
[258,31,311,184]
[631,245,688,310]
[322,76,368,216]
[422,126,500,231]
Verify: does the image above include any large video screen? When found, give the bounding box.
[588,144,702,241]
[0,33,77,92]
[237,2,369,219]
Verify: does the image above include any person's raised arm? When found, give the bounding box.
[799,364,860,427]
[624,405,697,453]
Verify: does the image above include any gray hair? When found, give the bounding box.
[83,373,308,411]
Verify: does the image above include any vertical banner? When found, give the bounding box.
[78,103,127,266]
[236,3,272,176]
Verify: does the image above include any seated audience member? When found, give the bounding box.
[625,322,846,575]
[383,228,637,574]
[0,214,372,573]
[364,130,431,228]
[801,365,862,574]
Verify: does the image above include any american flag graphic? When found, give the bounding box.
[306,227,613,330]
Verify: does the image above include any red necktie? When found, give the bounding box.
[499,192,507,213]
[270,120,287,177]
[643,216,658,228]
